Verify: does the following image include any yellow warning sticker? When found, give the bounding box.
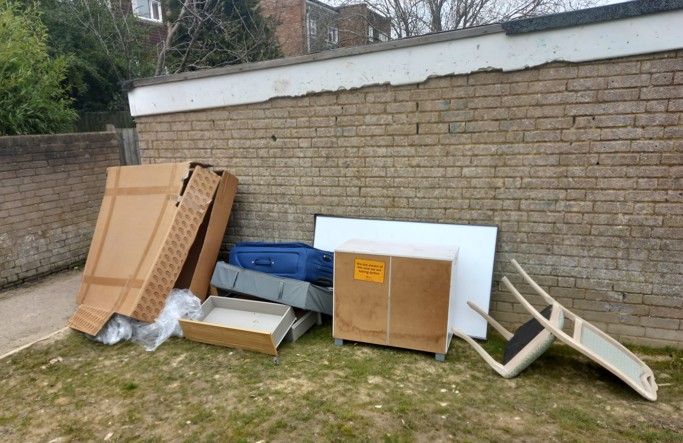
[354,259,386,283]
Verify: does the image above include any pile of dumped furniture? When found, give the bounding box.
[67,162,658,401]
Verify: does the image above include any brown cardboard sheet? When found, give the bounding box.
[68,162,238,336]
[176,171,238,301]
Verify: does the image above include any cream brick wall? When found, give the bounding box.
[0,132,121,289]
[136,50,683,348]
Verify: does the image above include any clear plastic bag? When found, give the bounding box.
[88,314,134,345]
[132,288,203,351]
[88,289,203,351]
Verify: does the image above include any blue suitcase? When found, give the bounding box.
[228,242,334,286]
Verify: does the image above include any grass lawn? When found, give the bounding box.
[1,319,681,442]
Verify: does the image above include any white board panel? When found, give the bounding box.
[313,215,498,339]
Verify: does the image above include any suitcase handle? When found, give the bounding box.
[316,277,333,287]
[252,258,274,267]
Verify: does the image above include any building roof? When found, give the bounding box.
[503,0,683,34]
[125,0,683,117]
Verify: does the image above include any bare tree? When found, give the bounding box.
[368,0,426,38]
[338,0,601,39]
[438,0,600,30]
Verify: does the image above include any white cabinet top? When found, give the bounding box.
[335,238,459,261]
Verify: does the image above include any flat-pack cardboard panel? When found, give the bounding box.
[96,200,169,272]
[333,251,390,346]
[176,171,239,300]
[179,296,295,355]
[389,256,452,354]
[130,166,221,322]
[68,162,231,336]
[76,163,187,305]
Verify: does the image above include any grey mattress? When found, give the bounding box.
[210,261,333,315]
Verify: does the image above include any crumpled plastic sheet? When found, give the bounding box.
[87,288,203,351]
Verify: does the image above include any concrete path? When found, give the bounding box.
[0,269,82,357]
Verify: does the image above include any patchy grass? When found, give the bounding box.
[0,319,681,442]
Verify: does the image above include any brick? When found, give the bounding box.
[502,94,538,107]
[600,128,643,140]
[606,74,650,88]
[467,70,505,85]
[539,65,578,80]
[527,105,565,118]
[599,89,640,103]
[606,323,646,337]
[644,327,682,341]
[536,117,573,130]
[475,84,510,97]
[566,101,646,116]
[600,62,641,76]
[366,90,394,103]
[641,85,683,100]
[596,153,638,165]
[640,316,680,330]
[568,77,607,90]
[664,126,683,138]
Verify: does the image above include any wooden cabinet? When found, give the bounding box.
[333,239,458,360]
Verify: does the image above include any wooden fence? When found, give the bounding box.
[74,111,135,132]
[107,125,140,165]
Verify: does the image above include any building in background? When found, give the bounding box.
[338,3,390,47]
[260,0,391,57]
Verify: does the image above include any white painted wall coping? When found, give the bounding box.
[127,7,683,117]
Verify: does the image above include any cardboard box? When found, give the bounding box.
[179,296,296,355]
[333,239,459,358]
[68,162,238,336]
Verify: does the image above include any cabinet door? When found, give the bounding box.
[333,252,390,345]
[388,257,452,354]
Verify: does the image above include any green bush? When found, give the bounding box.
[0,1,77,135]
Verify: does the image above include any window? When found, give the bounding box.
[378,32,388,42]
[368,24,374,42]
[308,16,317,35]
[132,0,162,23]
[326,27,338,44]
[150,0,161,21]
